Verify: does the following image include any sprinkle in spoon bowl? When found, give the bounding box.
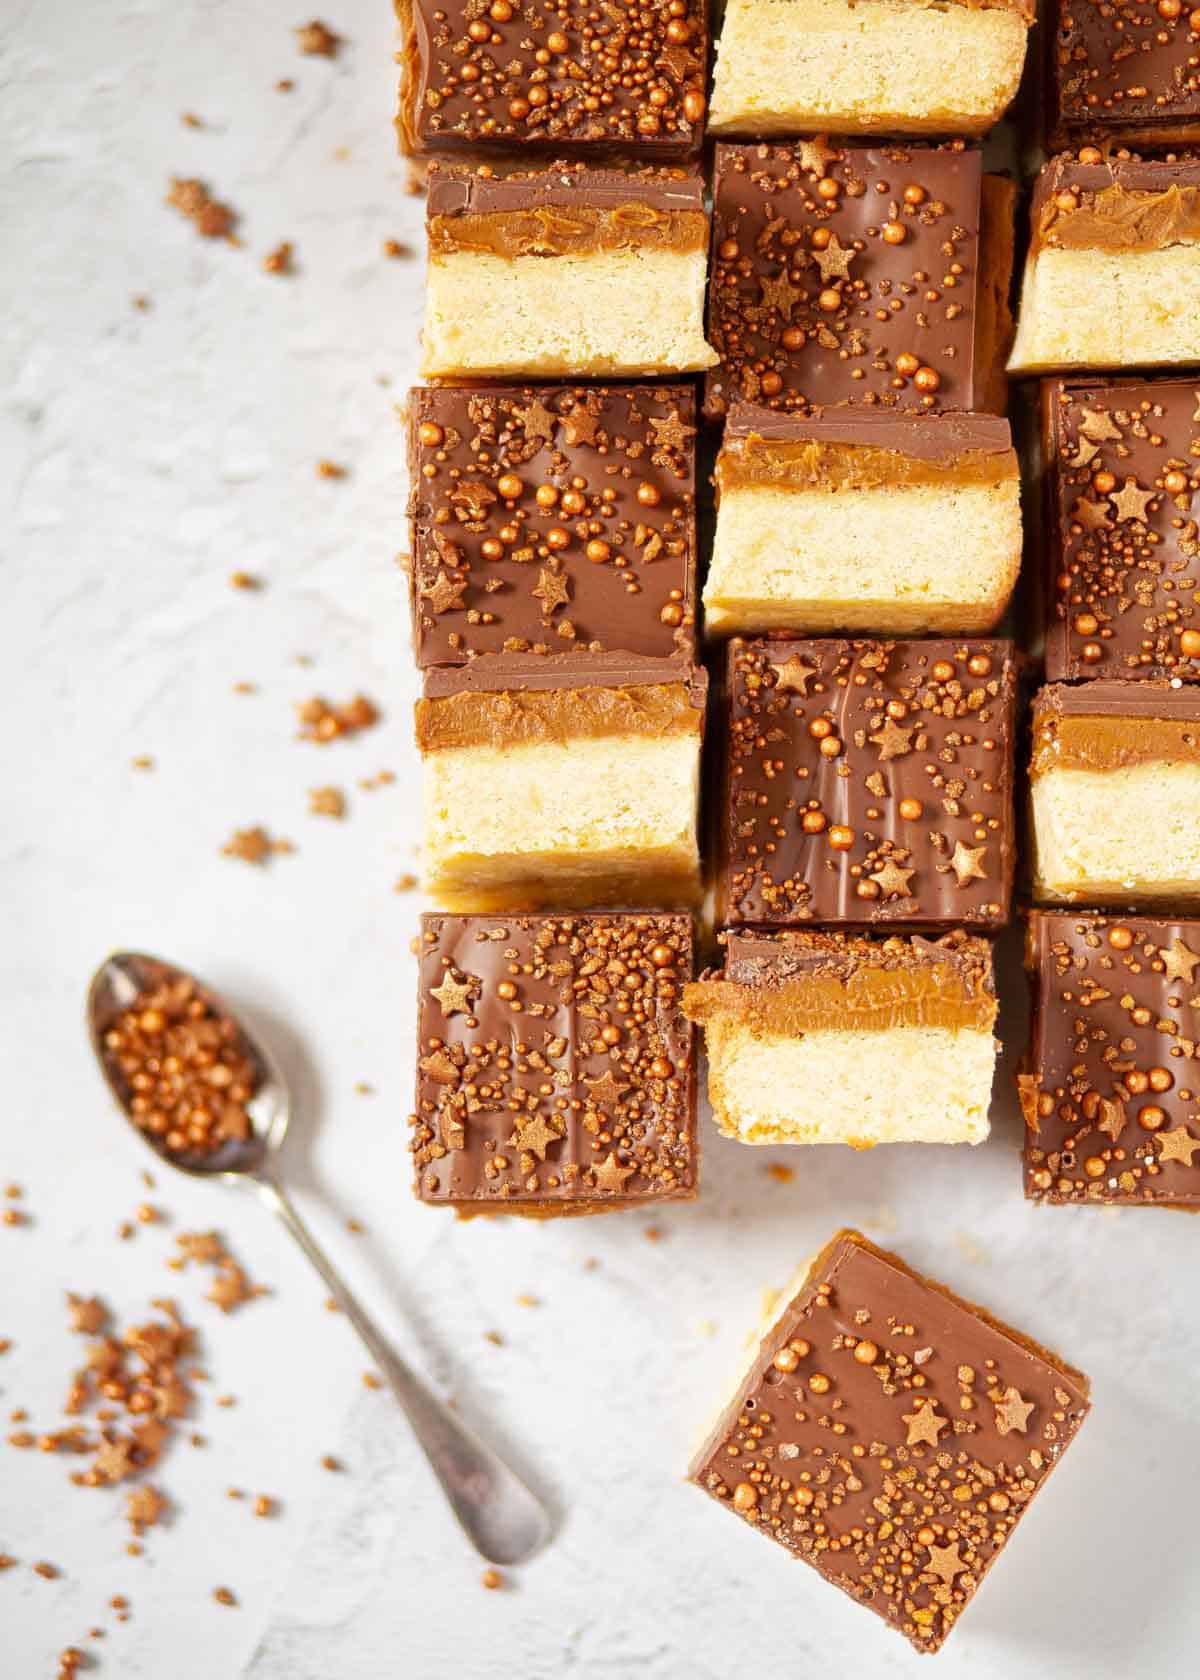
[86,949,552,1568]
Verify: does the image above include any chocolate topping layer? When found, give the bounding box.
[398,0,708,158]
[421,648,703,698]
[1031,681,1200,775]
[705,142,986,418]
[426,158,707,218]
[411,912,697,1213]
[689,1229,1090,1655]
[1031,153,1200,254]
[1041,377,1200,683]
[683,929,998,1035]
[408,384,696,668]
[1050,0,1200,145]
[718,403,1017,492]
[719,638,1016,929]
[1022,911,1200,1206]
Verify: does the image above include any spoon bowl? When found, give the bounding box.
[85,948,551,1567]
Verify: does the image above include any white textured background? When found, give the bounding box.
[3,3,1198,1677]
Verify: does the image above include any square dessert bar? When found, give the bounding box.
[396,0,708,156]
[1022,911,1200,1206]
[1048,0,1200,148]
[417,652,706,911]
[689,1230,1091,1654]
[704,141,1014,421]
[709,0,1031,139]
[683,930,998,1147]
[718,637,1017,929]
[1041,376,1200,682]
[1029,682,1200,904]
[421,160,716,381]
[408,384,696,669]
[1009,151,1200,374]
[705,406,1022,638]
[411,911,697,1215]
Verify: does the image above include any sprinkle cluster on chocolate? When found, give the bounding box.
[408,385,696,667]
[705,141,983,418]
[1022,912,1200,1206]
[1051,0,1200,143]
[689,1231,1090,1655]
[402,0,708,154]
[1043,376,1200,681]
[410,913,696,1211]
[720,638,1016,929]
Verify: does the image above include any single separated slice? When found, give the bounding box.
[709,0,1032,138]
[683,929,998,1147]
[417,652,706,911]
[1009,151,1200,374]
[1030,681,1200,904]
[421,159,716,380]
[688,1229,1091,1654]
[411,912,697,1216]
[704,406,1021,637]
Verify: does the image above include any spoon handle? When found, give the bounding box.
[251,1175,552,1567]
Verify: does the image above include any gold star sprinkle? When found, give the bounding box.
[560,403,599,446]
[1071,496,1112,532]
[948,842,987,888]
[992,1386,1034,1436]
[512,398,556,443]
[510,1114,564,1162]
[1097,1097,1127,1142]
[758,268,805,322]
[649,410,697,453]
[870,860,915,899]
[420,570,467,616]
[533,567,571,615]
[1078,407,1122,443]
[592,1152,636,1194]
[812,234,855,284]
[868,717,915,761]
[772,655,817,695]
[1109,478,1156,524]
[797,135,839,175]
[584,1069,630,1107]
[430,969,478,1017]
[926,1540,968,1585]
[1160,937,1200,984]
[902,1401,948,1448]
[1155,1126,1200,1167]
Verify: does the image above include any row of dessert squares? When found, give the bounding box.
[420,140,1200,390]
[399,0,1198,153]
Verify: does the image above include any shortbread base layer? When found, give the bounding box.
[702,1018,996,1146]
[1009,247,1200,373]
[422,733,701,910]
[708,0,1028,136]
[1031,763,1200,902]
[421,248,716,379]
[704,480,1020,636]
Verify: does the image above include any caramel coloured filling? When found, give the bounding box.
[1030,714,1200,777]
[428,205,709,260]
[416,680,704,751]
[716,435,1019,496]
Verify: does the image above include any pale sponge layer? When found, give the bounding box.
[703,1018,996,1146]
[704,481,1021,636]
[1009,248,1200,372]
[708,0,1028,135]
[422,733,701,910]
[421,249,717,379]
[1031,763,1200,902]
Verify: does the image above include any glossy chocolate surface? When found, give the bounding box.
[1022,910,1200,1205]
[719,638,1017,929]
[1050,0,1200,143]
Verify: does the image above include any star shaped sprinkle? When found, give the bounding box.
[430,968,478,1017]
[992,1386,1035,1436]
[584,1069,631,1107]
[758,268,805,321]
[592,1152,636,1194]
[1071,496,1112,532]
[533,567,571,615]
[868,717,915,761]
[1097,1097,1127,1142]
[649,410,697,453]
[420,570,467,616]
[419,1047,460,1086]
[772,655,817,694]
[560,403,599,446]
[926,1540,968,1585]
[510,1114,564,1162]
[512,398,557,443]
[903,1400,948,1448]
[1078,406,1122,443]
[1109,478,1157,524]
[870,860,915,899]
[812,235,855,284]
[797,135,838,175]
[1155,1126,1200,1167]
[1159,937,1200,984]
[658,43,698,83]
[948,842,987,888]
[1067,437,1099,469]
